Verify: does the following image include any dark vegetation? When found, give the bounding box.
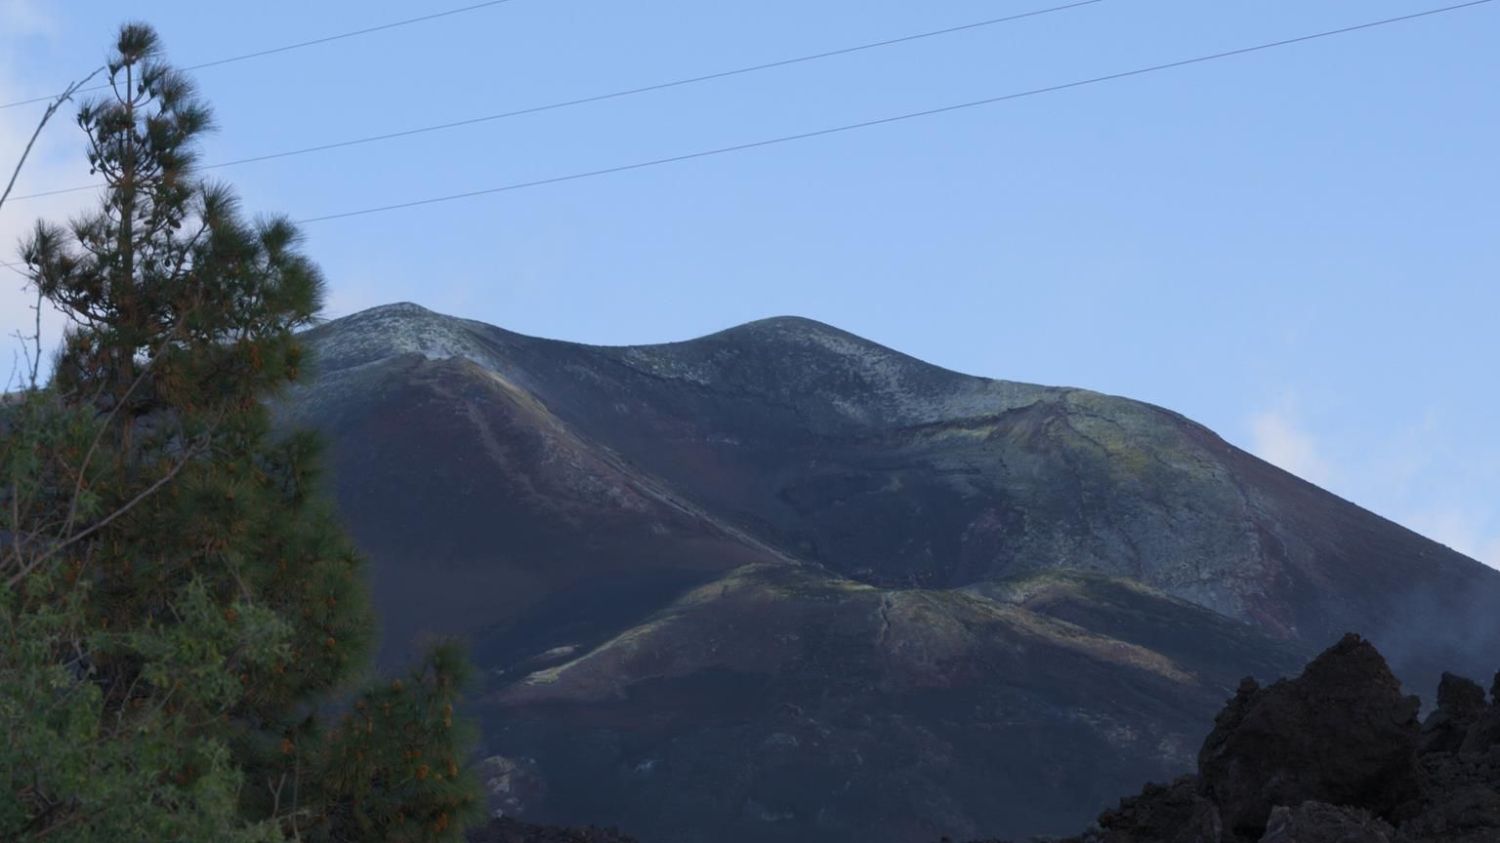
[1,25,481,841]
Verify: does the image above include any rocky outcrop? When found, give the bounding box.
[1196,634,1422,839]
[1015,634,1500,843]
[1420,673,1487,755]
[1092,777,1221,843]
[1257,803,1405,843]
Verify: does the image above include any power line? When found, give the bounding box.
[294,0,1495,225]
[4,0,1105,204]
[0,0,525,112]
[4,1,1491,226]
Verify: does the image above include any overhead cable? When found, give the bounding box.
[0,0,526,111]
[5,0,1105,203]
[293,1,1495,225]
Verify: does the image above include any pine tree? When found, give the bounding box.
[320,644,485,842]
[1,23,480,841]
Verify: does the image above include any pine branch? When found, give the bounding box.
[5,432,206,588]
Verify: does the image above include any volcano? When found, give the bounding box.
[275,303,1500,843]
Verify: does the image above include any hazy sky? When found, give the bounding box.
[2,0,1496,567]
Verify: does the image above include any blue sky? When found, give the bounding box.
[1,0,1496,567]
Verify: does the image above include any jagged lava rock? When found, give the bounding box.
[950,636,1500,843]
[1198,634,1422,840]
[1419,673,1487,754]
[1257,802,1408,843]
[1090,776,1221,843]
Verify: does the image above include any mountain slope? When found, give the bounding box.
[487,564,1304,840]
[277,303,1500,842]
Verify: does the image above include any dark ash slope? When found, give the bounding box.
[279,303,1500,843]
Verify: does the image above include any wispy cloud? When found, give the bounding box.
[1405,509,1500,571]
[1249,405,1334,487]
[1246,400,1499,572]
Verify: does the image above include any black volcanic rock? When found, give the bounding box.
[1420,673,1487,754]
[276,304,1500,843]
[1459,680,1500,755]
[1196,634,1421,840]
[1257,803,1406,843]
[1093,776,1221,843]
[1006,637,1500,843]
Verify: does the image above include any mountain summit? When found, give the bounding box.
[277,303,1500,843]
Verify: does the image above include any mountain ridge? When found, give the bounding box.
[276,302,1500,842]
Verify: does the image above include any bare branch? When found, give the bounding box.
[0,67,104,214]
